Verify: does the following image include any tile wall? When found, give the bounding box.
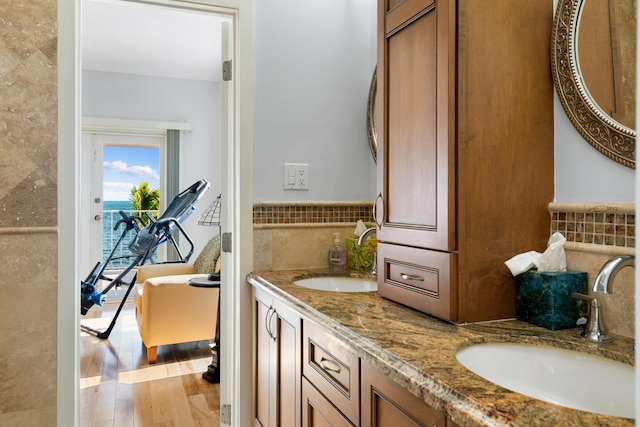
[0,1,59,425]
[549,203,635,338]
[253,201,374,271]
[254,202,636,338]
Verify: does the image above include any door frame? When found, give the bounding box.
[57,1,254,426]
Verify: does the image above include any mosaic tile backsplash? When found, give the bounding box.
[253,201,374,225]
[549,203,635,248]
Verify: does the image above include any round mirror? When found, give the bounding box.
[551,0,636,168]
[367,68,377,163]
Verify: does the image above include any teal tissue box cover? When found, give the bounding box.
[515,270,588,330]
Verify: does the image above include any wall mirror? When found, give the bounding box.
[551,0,636,169]
[367,68,378,163]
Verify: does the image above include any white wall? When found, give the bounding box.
[82,2,636,235]
[82,70,221,253]
[252,0,635,205]
[554,95,635,203]
[253,0,378,202]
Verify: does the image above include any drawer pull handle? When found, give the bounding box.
[374,193,384,228]
[401,273,424,281]
[319,357,341,373]
[265,306,277,341]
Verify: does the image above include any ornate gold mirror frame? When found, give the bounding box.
[367,68,377,163]
[551,0,635,169]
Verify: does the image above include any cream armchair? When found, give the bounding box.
[134,237,220,364]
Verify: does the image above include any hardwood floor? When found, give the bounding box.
[80,301,220,426]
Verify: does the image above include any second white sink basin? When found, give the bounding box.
[294,276,377,293]
[455,342,634,418]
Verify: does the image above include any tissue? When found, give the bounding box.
[537,232,567,272]
[505,232,567,276]
[353,219,368,237]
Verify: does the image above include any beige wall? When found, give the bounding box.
[254,225,357,271]
[0,1,59,425]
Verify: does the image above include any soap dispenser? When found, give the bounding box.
[328,232,347,270]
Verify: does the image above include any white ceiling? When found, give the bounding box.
[82,0,228,82]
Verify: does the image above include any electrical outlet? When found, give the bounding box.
[284,163,309,190]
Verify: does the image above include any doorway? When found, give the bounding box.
[80,131,166,279]
[68,0,248,425]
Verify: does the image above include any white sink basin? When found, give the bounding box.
[293,277,377,293]
[455,343,634,418]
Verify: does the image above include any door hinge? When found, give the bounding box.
[221,404,231,425]
[221,232,232,253]
[222,60,232,81]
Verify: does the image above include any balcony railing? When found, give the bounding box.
[102,209,159,270]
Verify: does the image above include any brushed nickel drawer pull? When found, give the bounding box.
[319,357,341,373]
[401,273,424,281]
[265,306,277,341]
[374,193,384,228]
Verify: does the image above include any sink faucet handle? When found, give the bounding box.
[570,292,595,303]
[571,293,613,343]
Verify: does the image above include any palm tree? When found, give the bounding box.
[130,182,160,224]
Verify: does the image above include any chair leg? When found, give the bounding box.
[147,346,158,364]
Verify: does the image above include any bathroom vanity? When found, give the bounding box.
[248,269,634,427]
[374,0,555,323]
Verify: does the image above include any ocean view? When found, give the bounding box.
[102,200,135,267]
[102,200,157,267]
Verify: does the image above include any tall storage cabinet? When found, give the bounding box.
[375,0,554,322]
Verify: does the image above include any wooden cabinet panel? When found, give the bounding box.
[376,0,554,323]
[378,242,457,321]
[277,303,300,427]
[379,0,454,252]
[302,378,355,427]
[254,294,273,426]
[303,320,360,425]
[361,360,446,427]
[253,288,301,427]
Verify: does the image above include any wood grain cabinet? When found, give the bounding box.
[301,318,459,427]
[361,359,447,427]
[302,377,355,427]
[375,0,554,323]
[251,285,463,427]
[302,320,360,425]
[253,287,301,427]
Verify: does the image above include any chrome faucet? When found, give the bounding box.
[572,255,634,344]
[357,227,377,275]
[571,292,612,343]
[593,255,635,294]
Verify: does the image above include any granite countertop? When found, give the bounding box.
[247,268,635,427]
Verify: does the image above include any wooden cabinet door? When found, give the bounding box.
[274,298,301,427]
[302,378,354,427]
[254,292,273,427]
[253,289,301,427]
[377,0,455,252]
[361,359,446,427]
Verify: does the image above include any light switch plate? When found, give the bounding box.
[284,163,309,190]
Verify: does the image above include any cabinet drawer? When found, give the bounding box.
[361,359,446,427]
[302,377,355,427]
[378,242,457,321]
[303,320,360,425]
